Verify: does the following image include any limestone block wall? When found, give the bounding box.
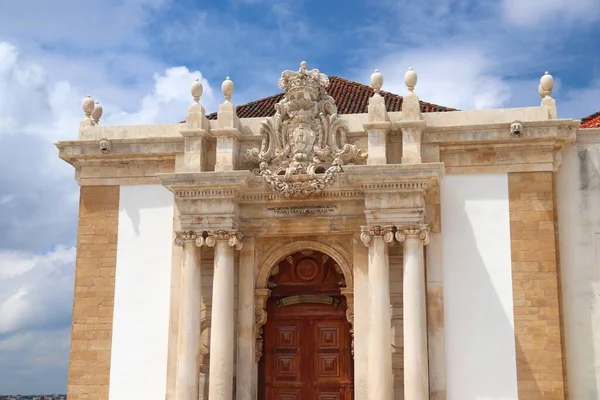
[556,135,600,400]
[508,172,566,399]
[67,186,120,400]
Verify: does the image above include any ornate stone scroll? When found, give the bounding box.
[174,230,244,248]
[395,225,430,245]
[254,289,271,362]
[245,61,366,198]
[359,225,395,247]
[173,230,198,246]
[204,230,244,250]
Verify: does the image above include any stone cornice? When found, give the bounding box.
[576,128,600,144]
[423,119,579,145]
[345,163,444,192]
[159,170,253,200]
[55,137,183,166]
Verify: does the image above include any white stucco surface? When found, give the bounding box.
[556,138,600,400]
[109,185,175,400]
[441,174,518,400]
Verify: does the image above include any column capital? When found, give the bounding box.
[204,230,243,250]
[174,230,205,247]
[360,225,394,247]
[395,225,430,245]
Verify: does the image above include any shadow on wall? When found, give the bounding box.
[563,143,600,399]
[121,185,174,236]
[442,174,529,399]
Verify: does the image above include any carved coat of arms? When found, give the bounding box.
[245,62,366,198]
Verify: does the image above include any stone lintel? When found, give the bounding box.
[178,214,241,232]
[364,208,426,227]
[159,170,253,193]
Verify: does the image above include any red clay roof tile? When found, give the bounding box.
[206,76,456,120]
[581,111,600,128]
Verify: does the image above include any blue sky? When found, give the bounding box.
[0,0,599,394]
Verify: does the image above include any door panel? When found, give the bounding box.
[259,250,353,399]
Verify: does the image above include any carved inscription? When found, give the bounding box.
[267,205,337,216]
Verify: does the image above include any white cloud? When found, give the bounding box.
[557,78,600,119]
[502,0,600,26]
[359,45,513,110]
[0,246,75,335]
[106,66,218,125]
[0,40,219,394]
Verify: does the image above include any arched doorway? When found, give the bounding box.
[258,250,354,399]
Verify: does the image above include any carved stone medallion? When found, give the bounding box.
[245,61,366,198]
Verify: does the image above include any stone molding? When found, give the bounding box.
[173,230,243,250]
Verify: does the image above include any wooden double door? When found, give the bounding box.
[259,250,353,400]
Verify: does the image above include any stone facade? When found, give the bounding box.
[56,64,600,400]
[67,186,119,399]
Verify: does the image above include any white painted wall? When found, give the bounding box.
[109,185,175,400]
[441,174,519,400]
[556,133,600,400]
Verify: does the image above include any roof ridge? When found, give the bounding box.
[581,110,600,128]
[206,76,456,120]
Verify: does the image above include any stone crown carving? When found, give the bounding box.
[245,61,366,198]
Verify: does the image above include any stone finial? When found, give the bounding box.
[82,95,95,119]
[222,76,234,102]
[370,69,383,95]
[404,67,418,93]
[91,101,103,124]
[539,71,554,98]
[191,77,203,103]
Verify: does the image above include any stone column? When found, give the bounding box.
[360,225,394,400]
[206,231,243,400]
[173,231,204,400]
[396,226,430,400]
[236,237,256,399]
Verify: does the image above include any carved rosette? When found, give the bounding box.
[244,62,366,198]
[254,289,271,362]
[359,225,395,247]
[395,225,430,245]
[204,230,244,250]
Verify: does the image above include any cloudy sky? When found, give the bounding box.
[0,0,599,394]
